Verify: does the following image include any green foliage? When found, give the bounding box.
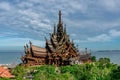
[99,58,110,63]
[2,57,119,80]
[98,57,111,69]
[91,56,96,62]
[33,65,75,80]
[60,61,118,80]
[33,65,56,80]
[111,66,120,80]
[0,78,11,80]
[11,65,27,80]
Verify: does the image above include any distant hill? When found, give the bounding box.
[97,50,120,52]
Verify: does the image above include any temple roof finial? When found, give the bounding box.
[59,10,62,24]
[64,24,66,34]
[54,24,56,35]
[29,41,32,45]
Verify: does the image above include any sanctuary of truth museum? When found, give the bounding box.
[21,11,91,66]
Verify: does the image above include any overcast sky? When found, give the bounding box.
[0,0,120,51]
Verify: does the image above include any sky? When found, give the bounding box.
[0,0,120,51]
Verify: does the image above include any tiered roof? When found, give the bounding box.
[46,10,78,58]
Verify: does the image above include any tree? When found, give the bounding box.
[11,65,27,80]
[111,66,120,80]
[98,58,111,69]
[91,56,96,62]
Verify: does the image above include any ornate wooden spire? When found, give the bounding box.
[57,10,64,41]
[59,10,62,24]
[53,24,56,35]
[29,41,32,45]
[64,25,66,34]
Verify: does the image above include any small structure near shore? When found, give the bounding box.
[21,11,91,66]
[0,66,14,78]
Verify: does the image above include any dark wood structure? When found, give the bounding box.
[21,42,47,66]
[21,11,91,66]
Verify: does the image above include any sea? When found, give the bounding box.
[92,51,120,65]
[0,50,23,65]
[0,51,120,65]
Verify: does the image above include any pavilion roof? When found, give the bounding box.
[31,45,46,52]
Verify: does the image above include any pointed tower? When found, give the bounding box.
[57,10,64,41]
[64,25,66,34]
[53,24,56,35]
[46,10,78,66]
[58,10,62,24]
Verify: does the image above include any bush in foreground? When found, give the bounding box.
[0,58,120,80]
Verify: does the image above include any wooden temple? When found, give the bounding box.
[21,11,91,66]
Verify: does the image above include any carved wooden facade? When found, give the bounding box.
[21,42,47,66]
[21,11,91,66]
[45,11,79,66]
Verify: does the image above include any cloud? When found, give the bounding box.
[109,29,120,37]
[0,0,120,50]
[87,34,111,42]
[0,32,19,37]
[70,33,77,37]
[75,29,120,43]
[0,37,45,47]
[0,2,11,11]
[100,0,120,12]
[18,9,52,30]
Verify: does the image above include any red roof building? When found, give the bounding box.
[0,66,13,78]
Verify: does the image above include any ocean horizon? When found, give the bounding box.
[0,50,23,64]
